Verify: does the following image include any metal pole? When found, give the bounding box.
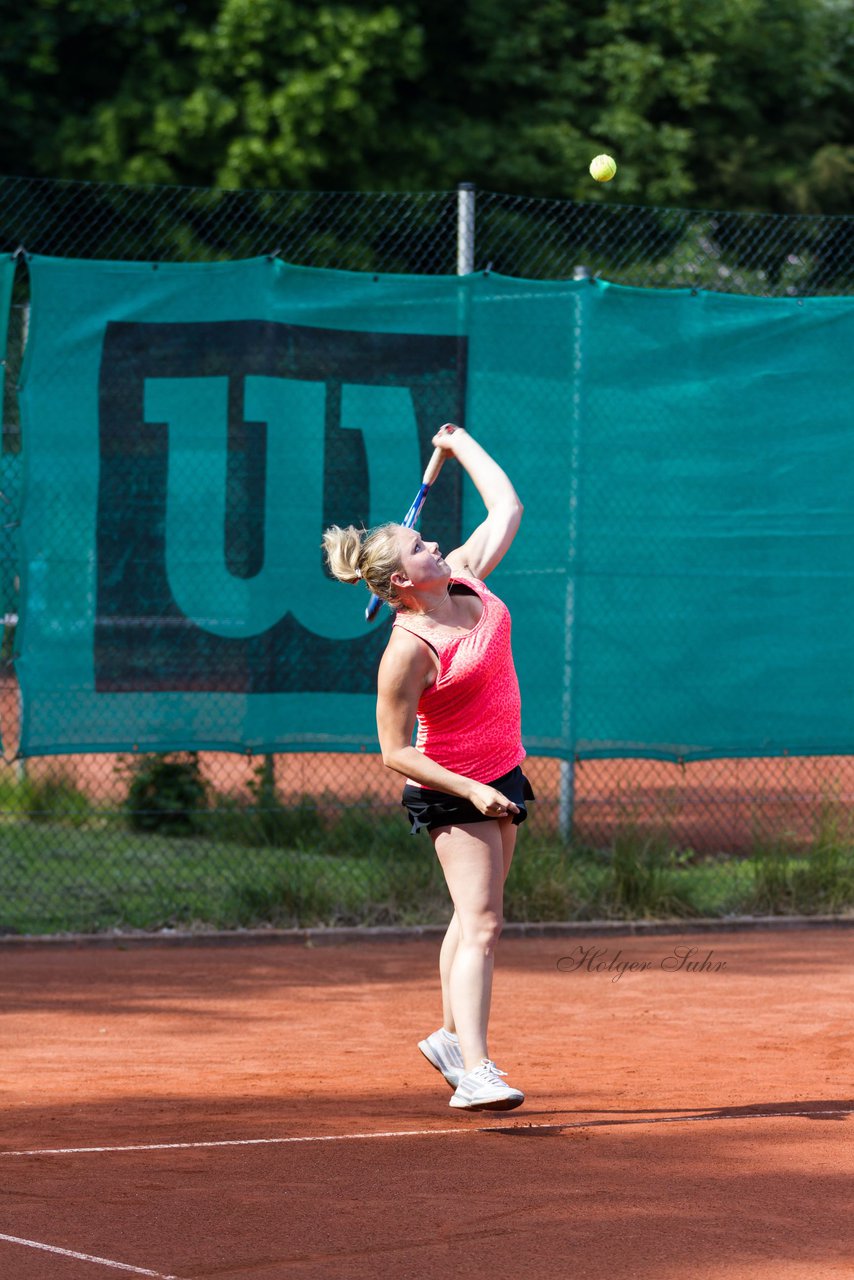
[14,303,30,783]
[558,266,590,839]
[456,183,476,276]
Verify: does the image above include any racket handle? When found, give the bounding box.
[364,425,455,623]
[423,424,456,486]
[421,445,446,488]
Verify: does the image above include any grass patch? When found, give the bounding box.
[592,823,702,920]
[0,817,449,935]
[746,800,854,915]
[211,793,326,849]
[0,771,92,826]
[507,824,740,923]
[222,844,448,930]
[1,798,853,936]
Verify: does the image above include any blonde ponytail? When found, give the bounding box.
[322,523,404,607]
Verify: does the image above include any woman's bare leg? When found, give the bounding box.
[439,911,460,1032]
[432,819,518,1071]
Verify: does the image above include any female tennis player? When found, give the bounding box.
[322,426,531,1111]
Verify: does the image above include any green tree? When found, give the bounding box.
[1,0,852,215]
[0,0,218,181]
[411,0,854,213]
[0,1,423,190]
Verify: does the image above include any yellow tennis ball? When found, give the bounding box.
[589,154,617,182]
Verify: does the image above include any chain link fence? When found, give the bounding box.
[2,174,854,935]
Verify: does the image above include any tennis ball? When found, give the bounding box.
[589,154,617,182]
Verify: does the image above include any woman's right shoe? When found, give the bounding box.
[448,1059,524,1110]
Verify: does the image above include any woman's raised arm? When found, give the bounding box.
[432,428,523,580]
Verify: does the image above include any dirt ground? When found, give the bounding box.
[1,925,853,1278]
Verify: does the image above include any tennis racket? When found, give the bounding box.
[365,425,455,622]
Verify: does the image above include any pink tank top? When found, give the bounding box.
[392,575,525,783]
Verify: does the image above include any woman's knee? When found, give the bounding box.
[459,910,503,952]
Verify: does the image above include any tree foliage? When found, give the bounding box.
[1,0,852,214]
[417,0,854,213]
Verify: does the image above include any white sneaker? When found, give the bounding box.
[449,1059,524,1111]
[418,1028,465,1089]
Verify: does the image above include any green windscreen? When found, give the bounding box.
[0,253,15,400]
[0,254,18,752]
[14,255,854,760]
[572,283,854,759]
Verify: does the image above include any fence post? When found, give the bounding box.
[557,265,591,840]
[558,759,575,839]
[14,303,30,784]
[457,183,476,276]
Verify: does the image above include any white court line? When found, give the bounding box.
[0,1126,473,1157]
[1,1107,851,1159]
[2,1113,849,1277]
[0,1232,183,1279]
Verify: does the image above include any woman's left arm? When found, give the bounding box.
[435,428,523,580]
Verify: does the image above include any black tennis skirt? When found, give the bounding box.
[401,765,535,835]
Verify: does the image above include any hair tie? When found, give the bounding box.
[355,567,363,579]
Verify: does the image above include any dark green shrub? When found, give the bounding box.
[120,753,208,836]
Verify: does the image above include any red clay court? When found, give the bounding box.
[2,924,853,1279]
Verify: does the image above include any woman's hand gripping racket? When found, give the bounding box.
[365,425,456,622]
